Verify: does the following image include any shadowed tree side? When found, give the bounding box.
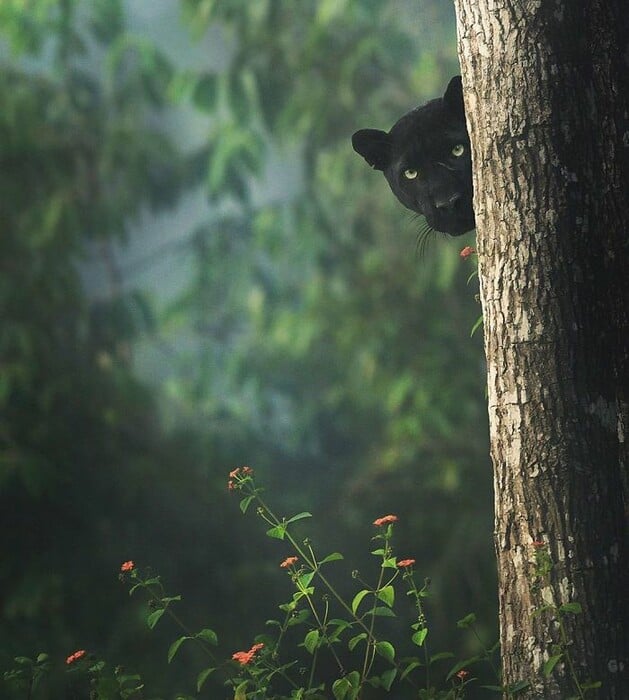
[453,1,629,697]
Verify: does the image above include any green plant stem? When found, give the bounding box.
[558,615,585,700]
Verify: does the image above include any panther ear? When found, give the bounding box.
[352,129,392,171]
[443,75,465,118]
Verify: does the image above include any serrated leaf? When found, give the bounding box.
[376,585,394,607]
[332,678,349,700]
[380,668,397,690]
[286,512,312,525]
[196,628,218,645]
[375,641,395,663]
[147,609,165,629]
[543,653,563,677]
[320,552,344,564]
[196,666,216,692]
[351,589,370,615]
[167,636,189,663]
[266,524,286,540]
[303,629,319,654]
[412,628,428,647]
[298,572,315,588]
[348,633,367,651]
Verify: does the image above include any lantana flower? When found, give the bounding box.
[65,649,86,665]
[459,246,476,259]
[455,669,470,680]
[120,560,135,572]
[531,540,545,548]
[373,514,398,527]
[397,558,416,568]
[232,642,264,665]
[280,556,299,568]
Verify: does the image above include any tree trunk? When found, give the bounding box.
[452,2,629,697]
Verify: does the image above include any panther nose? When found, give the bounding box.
[434,193,461,210]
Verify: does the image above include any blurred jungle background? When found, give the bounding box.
[1,0,494,697]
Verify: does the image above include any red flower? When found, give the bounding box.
[232,642,264,665]
[228,480,235,490]
[242,466,253,475]
[280,556,299,568]
[532,540,545,548]
[65,649,86,665]
[459,246,476,259]
[120,560,135,572]
[373,514,398,527]
[397,558,416,568]
[455,669,469,680]
[229,468,241,478]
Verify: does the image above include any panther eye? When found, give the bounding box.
[451,144,465,157]
[403,169,418,180]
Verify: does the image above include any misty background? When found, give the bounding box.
[1,1,494,697]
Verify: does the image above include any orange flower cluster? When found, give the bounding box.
[531,540,546,549]
[459,246,476,259]
[397,558,415,568]
[455,669,469,680]
[65,649,86,665]
[280,556,299,568]
[373,514,398,527]
[228,466,254,490]
[232,642,264,666]
[120,560,135,572]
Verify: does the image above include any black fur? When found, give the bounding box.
[352,76,474,236]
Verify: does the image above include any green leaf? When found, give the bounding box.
[508,679,531,693]
[319,552,344,564]
[161,595,181,604]
[380,668,397,691]
[195,628,218,645]
[456,613,477,628]
[429,651,455,664]
[239,495,255,513]
[298,572,315,588]
[266,524,286,540]
[234,681,248,700]
[332,678,350,700]
[559,602,582,615]
[303,629,320,654]
[543,653,563,677]
[196,667,216,692]
[412,628,428,647]
[376,585,394,607]
[368,606,396,618]
[400,660,422,680]
[348,633,367,651]
[351,589,370,615]
[382,557,398,569]
[168,636,189,663]
[286,511,313,525]
[470,314,483,337]
[147,609,165,629]
[375,641,395,663]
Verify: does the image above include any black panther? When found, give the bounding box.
[352,76,474,236]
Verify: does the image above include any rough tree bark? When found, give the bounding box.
[452,2,629,697]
